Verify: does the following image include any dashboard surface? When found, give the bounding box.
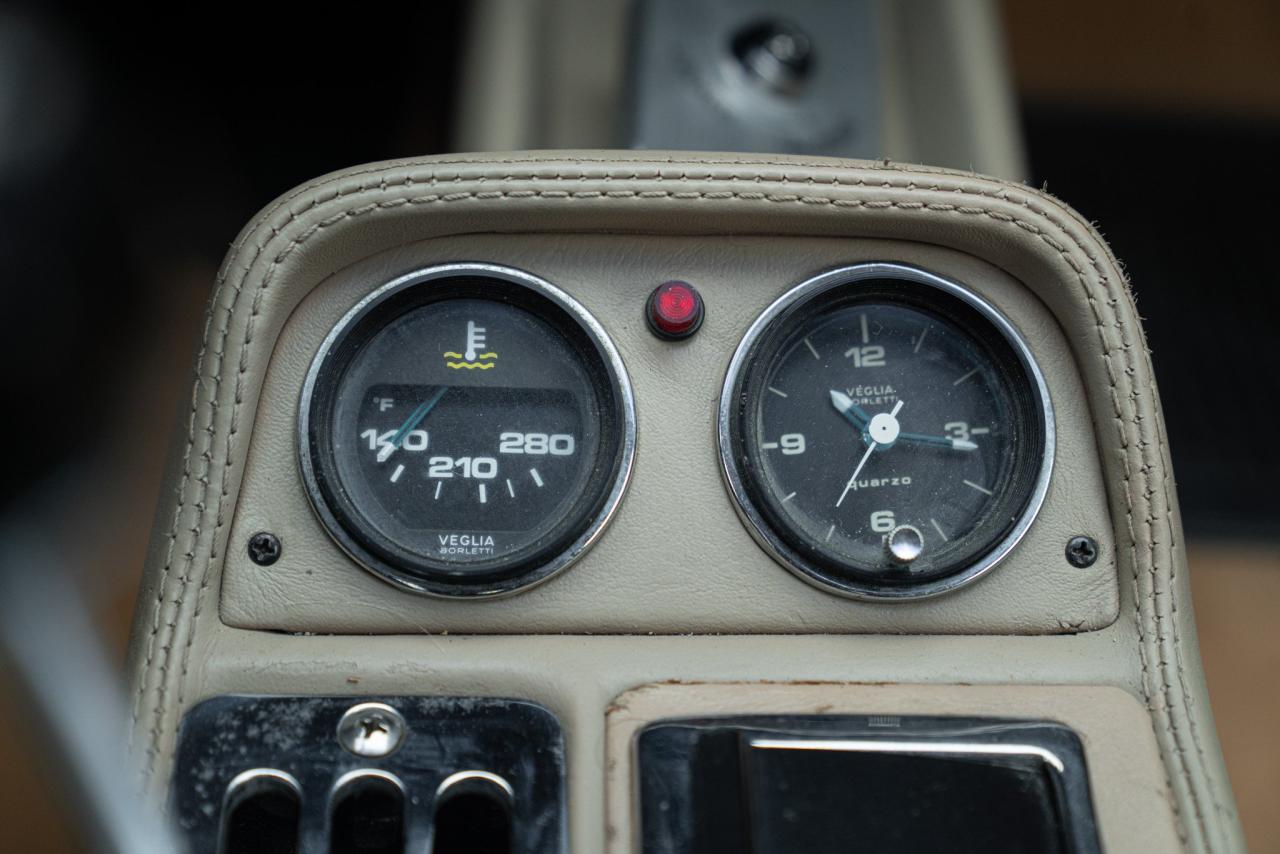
[221,234,1116,634]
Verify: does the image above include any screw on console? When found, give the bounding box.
[247,532,282,566]
[337,702,407,758]
[1065,536,1099,568]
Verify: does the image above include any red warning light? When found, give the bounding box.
[646,281,704,339]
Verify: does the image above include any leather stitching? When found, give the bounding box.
[136,161,1218,849]
[128,212,262,761]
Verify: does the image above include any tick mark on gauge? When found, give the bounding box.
[530,468,544,488]
[433,481,443,500]
[767,386,788,398]
[963,479,994,496]
[825,524,836,542]
[930,518,948,541]
[859,313,870,344]
[803,337,820,360]
[478,483,488,504]
[390,464,405,483]
[952,367,979,386]
[506,478,515,498]
[781,491,796,503]
[761,442,780,450]
[913,325,928,353]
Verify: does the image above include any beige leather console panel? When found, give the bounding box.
[220,234,1115,634]
[126,152,1243,852]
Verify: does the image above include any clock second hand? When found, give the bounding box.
[835,441,878,508]
[836,399,905,508]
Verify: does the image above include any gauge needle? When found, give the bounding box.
[377,387,448,462]
[836,400,905,508]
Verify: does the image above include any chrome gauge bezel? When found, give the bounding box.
[298,262,637,599]
[717,263,1055,601]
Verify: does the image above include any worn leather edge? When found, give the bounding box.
[123,150,1240,852]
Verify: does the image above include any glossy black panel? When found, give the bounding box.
[638,715,1100,854]
[170,696,567,854]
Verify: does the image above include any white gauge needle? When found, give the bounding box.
[836,400,905,507]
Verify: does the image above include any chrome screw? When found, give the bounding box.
[337,702,407,758]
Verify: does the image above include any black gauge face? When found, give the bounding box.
[301,266,634,597]
[722,265,1052,599]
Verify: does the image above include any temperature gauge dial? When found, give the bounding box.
[300,264,635,598]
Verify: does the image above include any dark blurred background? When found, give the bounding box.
[0,1,1276,850]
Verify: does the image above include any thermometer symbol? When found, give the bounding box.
[464,321,486,362]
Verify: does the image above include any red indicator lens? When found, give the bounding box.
[647,281,704,339]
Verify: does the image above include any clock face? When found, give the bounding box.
[721,264,1053,599]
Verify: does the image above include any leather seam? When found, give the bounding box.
[128,209,264,763]
[232,160,1070,235]
[141,166,1213,848]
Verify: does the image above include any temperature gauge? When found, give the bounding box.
[300,263,635,597]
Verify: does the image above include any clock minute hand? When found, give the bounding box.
[897,431,978,451]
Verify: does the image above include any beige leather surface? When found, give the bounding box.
[125,152,1244,852]
[605,682,1182,854]
[219,235,1116,634]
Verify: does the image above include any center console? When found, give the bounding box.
[126,152,1243,853]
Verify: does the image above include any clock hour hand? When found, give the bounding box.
[829,389,873,431]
